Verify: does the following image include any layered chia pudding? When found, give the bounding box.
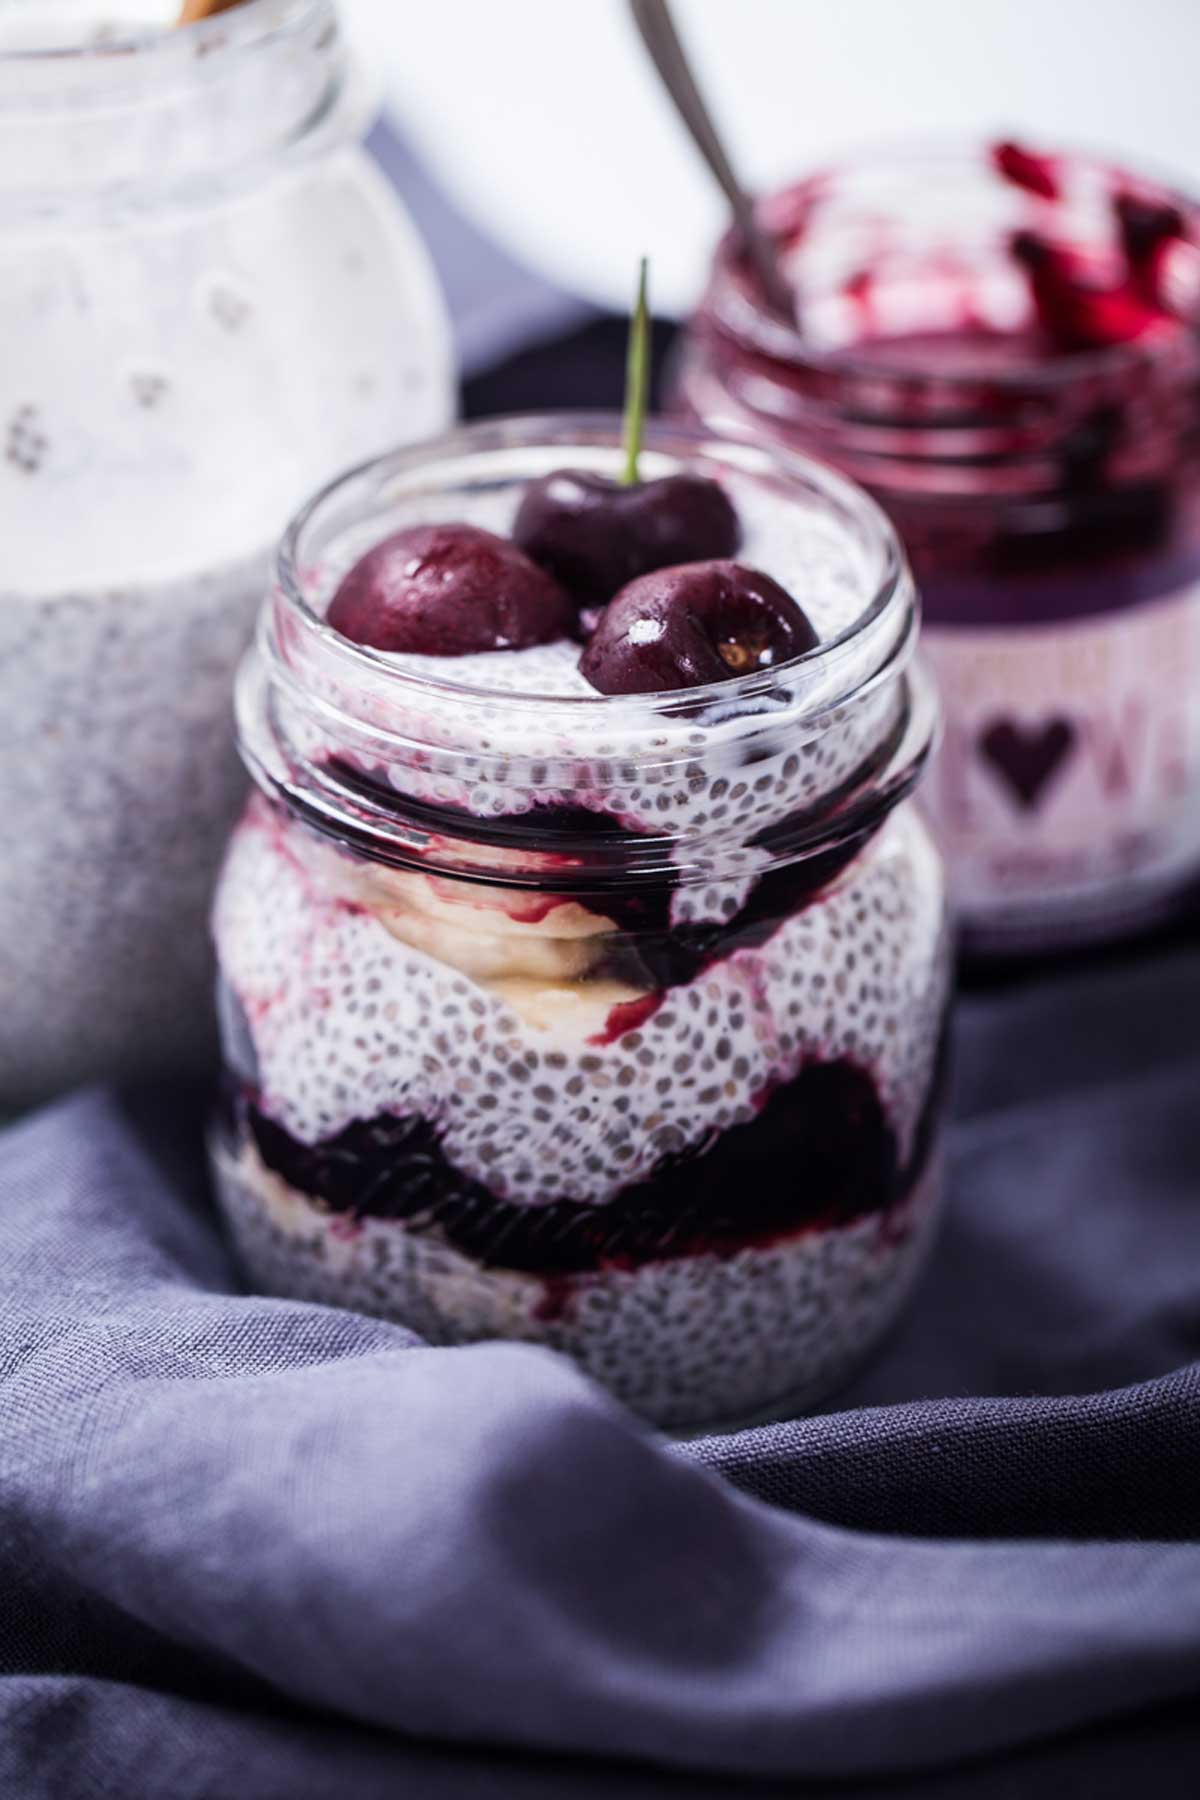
[675,143,1200,953]
[210,416,949,1430]
[0,0,451,1105]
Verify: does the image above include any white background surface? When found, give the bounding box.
[342,0,1200,316]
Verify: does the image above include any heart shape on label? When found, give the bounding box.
[979,717,1076,810]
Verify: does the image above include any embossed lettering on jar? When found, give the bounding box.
[210,417,950,1431]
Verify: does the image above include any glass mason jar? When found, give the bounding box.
[0,0,453,1107]
[674,145,1200,954]
[209,415,950,1431]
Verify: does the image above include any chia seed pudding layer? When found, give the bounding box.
[213,1134,943,1432]
[0,555,262,1103]
[213,417,949,1429]
[215,796,947,1203]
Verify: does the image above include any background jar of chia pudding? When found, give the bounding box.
[673,145,1200,954]
[209,416,950,1431]
[0,0,452,1107]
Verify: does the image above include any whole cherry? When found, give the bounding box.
[326,523,574,655]
[514,259,741,604]
[513,468,740,605]
[579,559,818,695]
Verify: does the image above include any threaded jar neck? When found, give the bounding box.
[237,414,935,892]
[0,0,353,213]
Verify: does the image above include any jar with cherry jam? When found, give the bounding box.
[210,416,948,1430]
[674,144,1200,953]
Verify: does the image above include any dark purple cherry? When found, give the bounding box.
[326,522,574,655]
[512,469,740,605]
[579,559,818,695]
[515,261,740,603]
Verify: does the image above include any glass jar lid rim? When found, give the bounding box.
[274,411,912,718]
[708,136,1200,394]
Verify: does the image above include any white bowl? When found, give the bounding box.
[342,0,1200,318]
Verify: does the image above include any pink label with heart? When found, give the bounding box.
[921,578,1200,929]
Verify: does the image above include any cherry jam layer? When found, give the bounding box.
[233,1047,944,1281]
[309,740,904,993]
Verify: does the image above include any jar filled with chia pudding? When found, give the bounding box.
[210,416,949,1431]
[0,0,452,1106]
[674,143,1200,954]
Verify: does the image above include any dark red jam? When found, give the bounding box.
[234,1046,942,1285]
[675,143,1200,950]
[682,147,1200,603]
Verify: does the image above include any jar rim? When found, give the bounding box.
[0,0,351,200]
[274,411,912,718]
[706,136,1200,396]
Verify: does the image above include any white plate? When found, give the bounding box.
[342,0,1200,317]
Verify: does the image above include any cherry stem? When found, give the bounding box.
[621,257,651,486]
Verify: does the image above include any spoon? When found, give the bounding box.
[628,0,795,323]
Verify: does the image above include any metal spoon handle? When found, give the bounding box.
[628,0,794,321]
